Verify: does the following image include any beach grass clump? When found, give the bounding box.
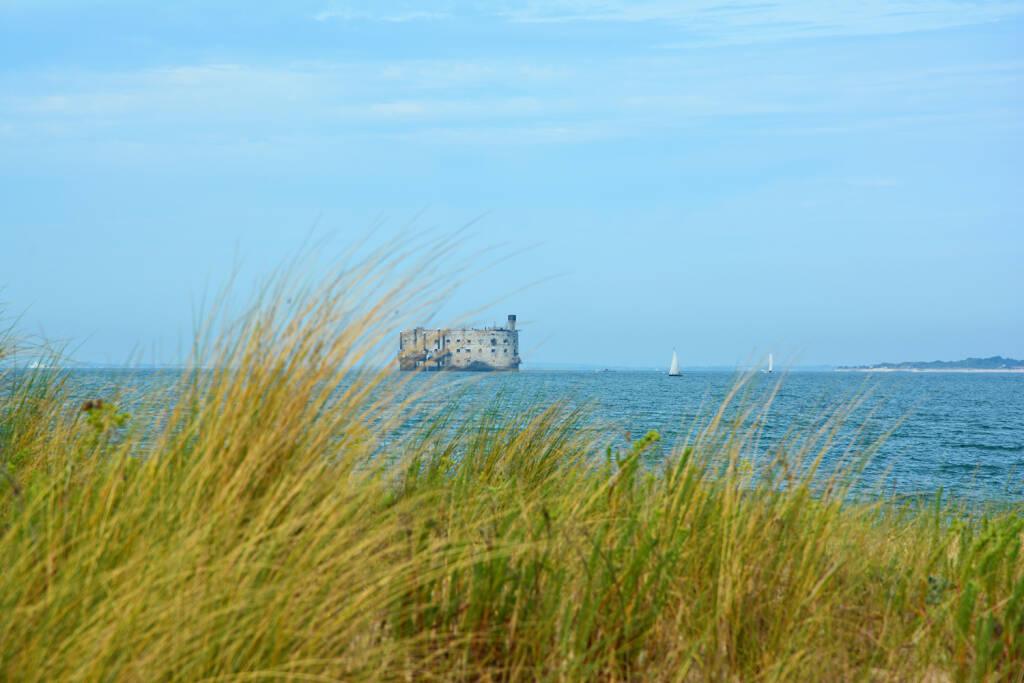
[0,259,1021,681]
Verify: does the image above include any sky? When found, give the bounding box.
[1,0,1022,368]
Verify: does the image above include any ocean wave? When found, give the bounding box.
[949,443,1024,453]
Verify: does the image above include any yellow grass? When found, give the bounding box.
[0,253,1021,681]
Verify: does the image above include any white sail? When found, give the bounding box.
[668,350,681,376]
[768,353,774,374]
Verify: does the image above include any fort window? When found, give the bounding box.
[490,338,496,346]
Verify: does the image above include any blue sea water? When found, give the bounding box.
[59,369,1024,503]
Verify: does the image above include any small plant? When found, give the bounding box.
[79,398,130,449]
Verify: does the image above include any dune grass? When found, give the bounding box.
[0,262,1022,681]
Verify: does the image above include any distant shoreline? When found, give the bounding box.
[836,367,1024,374]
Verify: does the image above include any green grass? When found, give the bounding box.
[0,263,1022,681]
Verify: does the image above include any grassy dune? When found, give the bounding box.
[1,262,1022,681]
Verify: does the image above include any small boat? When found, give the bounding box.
[764,353,774,374]
[668,349,681,377]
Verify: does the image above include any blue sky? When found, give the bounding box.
[1,1,1022,367]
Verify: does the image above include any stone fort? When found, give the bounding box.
[398,315,520,371]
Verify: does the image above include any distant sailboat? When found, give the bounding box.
[668,350,681,377]
[767,353,774,374]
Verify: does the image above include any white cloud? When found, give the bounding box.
[386,121,615,145]
[315,8,448,22]
[1,50,1020,157]
[847,177,902,188]
[315,0,1024,44]
[366,96,547,119]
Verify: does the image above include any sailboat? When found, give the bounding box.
[668,349,681,377]
[766,353,774,374]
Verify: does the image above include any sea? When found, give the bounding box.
[58,368,1024,504]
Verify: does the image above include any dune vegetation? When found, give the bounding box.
[1,255,1022,681]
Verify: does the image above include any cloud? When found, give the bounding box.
[315,0,1024,44]
[314,8,448,22]
[0,60,585,153]
[386,122,616,145]
[0,60,579,122]
[365,96,547,119]
[2,48,1020,162]
[313,0,463,22]
[847,177,902,188]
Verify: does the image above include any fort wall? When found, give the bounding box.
[398,315,520,371]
